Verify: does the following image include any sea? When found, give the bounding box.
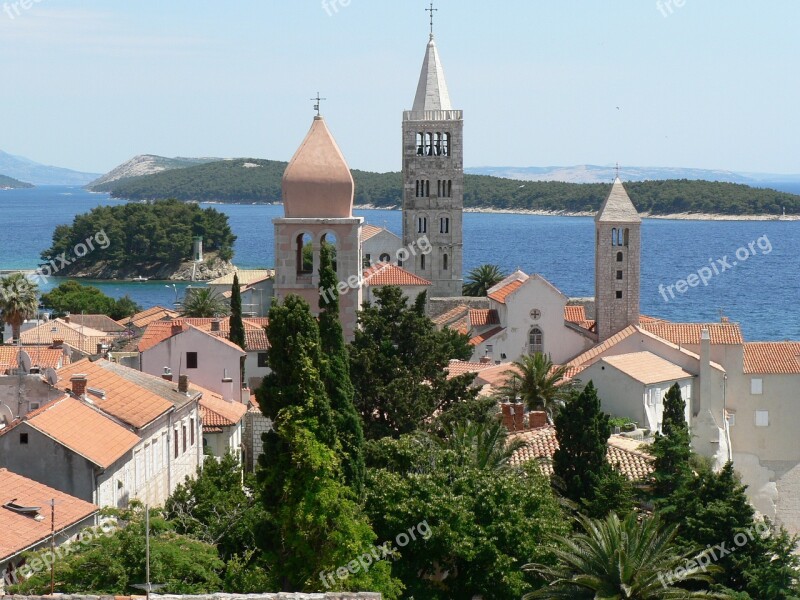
[1,185,798,342]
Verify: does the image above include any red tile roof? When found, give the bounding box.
[744,342,800,374]
[196,386,248,431]
[363,263,432,287]
[138,320,248,354]
[469,309,500,327]
[446,360,494,380]
[360,224,384,241]
[602,352,694,385]
[639,321,744,345]
[469,327,504,346]
[508,426,653,480]
[12,395,140,468]
[116,306,180,329]
[67,314,127,333]
[0,468,99,561]
[562,325,639,378]
[0,345,67,374]
[432,305,471,328]
[183,318,270,351]
[564,305,587,323]
[487,279,524,303]
[15,319,115,355]
[57,359,174,429]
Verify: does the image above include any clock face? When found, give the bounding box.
[530,309,541,320]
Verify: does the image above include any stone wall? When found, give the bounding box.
[2,594,381,600]
[426,296,489,320]
[243,410,272,472]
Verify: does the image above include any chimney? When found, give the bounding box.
[500,403,514,431]
[96,343,108,355]
[221,369,234,402]
[211,319,221,333]
[479,355,492,365]
[70,374,87,397]
[51,339,64,349]
[720,316,729,323]
[529,411,547,429]
[698,327,711,415]
[178,374,189,394]
[63,314,70,324]
[171,321,183,336]
[513,402,525,431]
[162,367,173,382]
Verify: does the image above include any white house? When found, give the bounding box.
[208,269,275,318]
[362,262,432,306]
[361,225,403,267]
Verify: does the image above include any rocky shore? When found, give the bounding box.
[63,253,235,282]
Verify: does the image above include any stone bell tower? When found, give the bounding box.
[402,27,463,298]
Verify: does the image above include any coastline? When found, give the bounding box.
[354,204,799,221]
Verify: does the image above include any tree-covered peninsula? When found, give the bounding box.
[89,158,800,216]
[41,200,236,280]
[0,174,34,189]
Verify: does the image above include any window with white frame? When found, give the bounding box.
[755,410,769,427]
[751,378,763,395]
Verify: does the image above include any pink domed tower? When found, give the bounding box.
[273,115,363,339]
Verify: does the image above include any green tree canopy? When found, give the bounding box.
[463,264,507,296]
[0,272,39,341]
[40,280,141,320]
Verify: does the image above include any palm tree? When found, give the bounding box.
[432,420,528,471]
[523,513,724,599]
[180,287,229,318]
[462,264,507,297]
[0,273,39,342]
[498,353,572,418]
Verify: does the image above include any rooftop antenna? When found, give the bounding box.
[426,1,438,37]
[311,92,326,117]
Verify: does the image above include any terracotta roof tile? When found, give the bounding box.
[18,395,140,468]
[15,319,114,355]
[138,320,248,354]
[183,318,270,351]
[363,263,432,287]
[602,351,694,385]
[487,279,524,303]
[57,359,175,429]
[117,306,180,329]
[563,325,639,378]
[0,345,67,374]
[469,326,504,346]
[564,305,587,323]
[469,309,500,327]
[67,314,127,333]
[744,342,800,374]
[196,385,247,431]
[432,304,471,328]
[446,360,494,380]
[640,321,744,345]
[0,468,99,561]
[360,224,384,241]
[508,426,653,480]
[207,269,274,286]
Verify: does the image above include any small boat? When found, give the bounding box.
[132,276,149,282]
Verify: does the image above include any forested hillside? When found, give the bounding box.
[91,158,800,216]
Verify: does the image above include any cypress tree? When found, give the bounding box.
[229,272,246,350]
[255,295,398,594]
[651,382,693,510]
[552,382,612,506]
[318,242,366,497]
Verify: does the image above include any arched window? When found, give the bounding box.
[616,251,623,262]
[440,216,450,234]
[529,327,544,355]
[624,228,630,247]
[425,132,433,156]
[379,253,391,263]
[321,232,337,273]
[432,132,441,156]
[417,216,427,234]
[447,180,452,197]
[421,254,426,270]
[416,133,424,155]
[296,233,313,275]
[611,228,617,246]
[443,253,449,270]
[442,133,450,156]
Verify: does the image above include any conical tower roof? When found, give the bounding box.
[412,35,453,112]
[282,116,354,219]
[596,177,641,223]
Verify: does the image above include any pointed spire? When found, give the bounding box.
[596,177,641,223]
[412,36,453,112]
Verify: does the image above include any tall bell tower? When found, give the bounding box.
[402,12,463,298]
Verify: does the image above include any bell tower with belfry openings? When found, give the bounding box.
[402,2,463,297]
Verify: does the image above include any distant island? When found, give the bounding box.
[41,199,237,281]
[87,156,800,218]
[0,174,34,189]
[0,149,100,186]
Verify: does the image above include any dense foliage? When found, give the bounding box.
[0,272,39,341]
[349,286,475,439]
[96,158,800,215]
[228,273,246,350]
[365,433,568,599]
[463,263,507,296]
[41,199,236,275]
[41,280,141,320]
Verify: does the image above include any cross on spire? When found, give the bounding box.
[311,92,326,117]
[426,2,438,36]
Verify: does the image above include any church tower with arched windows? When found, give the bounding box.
[595,177,641,341]
[402,28,463,297]
[274,115,363,339]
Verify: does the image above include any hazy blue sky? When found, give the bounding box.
[1,1,798,175]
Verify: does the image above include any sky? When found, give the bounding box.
[1,1,799,175]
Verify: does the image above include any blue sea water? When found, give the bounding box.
[0,185,798,341]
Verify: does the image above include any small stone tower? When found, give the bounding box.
[595,178,641,341]
[402,31,463,297]
[273,115,363,339]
